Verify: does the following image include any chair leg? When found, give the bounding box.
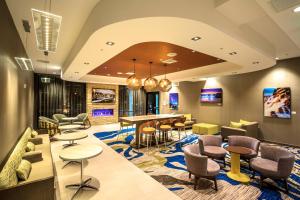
[223,158,226,168]
[194,176,199,190]
[251,169,255,178]
[284,179,289,194]
[259,176,264,189]
[213,177,218,191]
[189,172,191,179]
[146,135,149,152]
[154,134,159,149]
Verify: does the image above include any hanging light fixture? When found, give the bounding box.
[144,61,158,92]
[126,58,142,90]
[158,64,172,92]
[31,0,62,52]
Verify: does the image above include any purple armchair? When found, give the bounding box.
[250,144,295,193]
[183,144,220,191]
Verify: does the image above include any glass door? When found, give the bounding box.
[146,92,160,115]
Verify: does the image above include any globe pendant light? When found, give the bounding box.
[158,64,172,92]
[144,61,158,92]
[126,58,142,90]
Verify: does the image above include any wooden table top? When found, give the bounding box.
[119,114,183,123]
[225,146,252,155]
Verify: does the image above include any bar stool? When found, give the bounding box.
[138,121,159,152]
[158,120,172,148]
[173,117,187,145]
[117,121,134,141]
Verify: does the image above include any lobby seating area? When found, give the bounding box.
[1,0,300,200]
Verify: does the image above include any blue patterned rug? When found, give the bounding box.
[94,128,300,200]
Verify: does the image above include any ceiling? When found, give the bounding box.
[5,0,300,84]
[88,42,224,78]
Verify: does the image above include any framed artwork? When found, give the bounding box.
[169,93,178,110]
[263,87,291,119]
[200,88,223,104]
[92,88,116,103]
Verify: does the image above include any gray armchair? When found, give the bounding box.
[52,114,70,126]
[228,135,260,168]
[183,144,220,191]
[199,135,227,167]
[250,144,295,193]
[221,122,259,139]
[73,113,91,128]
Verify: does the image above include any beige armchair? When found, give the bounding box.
[250,144,295,193]
[183,144,220,191]
[228,135,260,169]
[199,135,227,167]
[221,121,259,139]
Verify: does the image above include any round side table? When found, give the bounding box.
[58,124,81,133]
[225,146,251,183]
[54,132,88,148]
[59,144,103,200]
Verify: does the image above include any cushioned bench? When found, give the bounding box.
[192,123,219,135]
[0,127,54,200]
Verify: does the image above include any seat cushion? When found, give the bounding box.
[204,146,227,159]
[207,159,220,176]
[175,123,185,127]
[241,149,257,159]
[160,125,171,130]
[143,127,156,133]
[184,121,194,126]
[250,158,278,177]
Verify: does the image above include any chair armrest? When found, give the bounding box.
[221,126,246,139]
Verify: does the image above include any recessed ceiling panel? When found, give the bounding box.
[88,42,224,78]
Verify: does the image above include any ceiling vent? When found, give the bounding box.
[270,0,300,12]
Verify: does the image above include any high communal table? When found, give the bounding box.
[59,144,103,200]
[119,114,183,148]
[225,146,251,183]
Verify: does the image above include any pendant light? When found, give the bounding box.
[126,58,142,90]
[158,64,172,92]
[144,61,158,92]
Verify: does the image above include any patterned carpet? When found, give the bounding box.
[94,128,300,200]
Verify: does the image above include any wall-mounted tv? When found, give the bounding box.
[169,93,178,110]
[263,87,291,119]
[92,88,116,103]
[200,88,223,104]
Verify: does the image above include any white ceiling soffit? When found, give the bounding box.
[5,0,101,74]
[62,0,280,84]
[256,0,300,57]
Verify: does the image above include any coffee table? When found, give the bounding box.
[62,117,78,124]
[58,124,81,133]
[225,146,251,183]
[59,144,103,200]
[54,132,88,148]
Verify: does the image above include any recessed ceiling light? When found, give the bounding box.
[252,61,260,65]
[106,41,115,46]
[84,62,90,65]
[275,57,279,60]
[107,74,111,76]
[167,52,177,57]
[293,6,300,13]
[229,52,237,55]
[191,36,201,41]
[192,50,196,53]
[117,72,123,75]
[126,72,134,75]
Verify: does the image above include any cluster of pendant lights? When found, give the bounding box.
[126,59,172,92]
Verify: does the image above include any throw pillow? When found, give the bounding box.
[31,130,38,138]
[230,121,242,129]
[16,160,32,181]
[25,142,35,152]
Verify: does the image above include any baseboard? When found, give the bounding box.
[261,139,300,148]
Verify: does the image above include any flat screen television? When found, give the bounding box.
[200,88,223,103]
[92,88,116,103]
[263,87,291,119]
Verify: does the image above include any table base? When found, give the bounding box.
[227,171,250,183]
[63,141,78,148]
[66,178,98,200]
[62,161,80,169]
[227,152,250,183]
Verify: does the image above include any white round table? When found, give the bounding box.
[62,117,78,124]
[59,144,103,199]
[58,124,81,133]
[54,132,88,148]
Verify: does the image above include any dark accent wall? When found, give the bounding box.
[0,1,34,164]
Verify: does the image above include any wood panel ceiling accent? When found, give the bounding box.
[88,42,224,78]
